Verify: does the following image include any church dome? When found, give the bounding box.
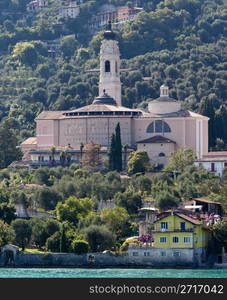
[92,90,117,106]
[148,85,181,114]
[103,21,116,40]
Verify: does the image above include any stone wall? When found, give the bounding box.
[127,247,196,267]
[0,250,205,268]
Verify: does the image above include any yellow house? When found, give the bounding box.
[127,211,212,266]
[153,211,211,250]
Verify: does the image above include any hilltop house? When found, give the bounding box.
[26,0,49,12]
[59,1,80,19]
[89,4,143,31]
[195,152,227,177]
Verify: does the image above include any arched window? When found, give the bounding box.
[146,120,171,133]
[159,153,166,157]
[105,60,110,72]
[147,122,154,133]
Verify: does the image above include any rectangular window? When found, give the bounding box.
[160,251,166,256]
[173,251,180,257]
[132,252,138,256]
[172,236,179,243]
[161,222,168,230]
[180,222,186,231]
[144,252,150,257]
[184,237,191,243]
[160,237,167,243]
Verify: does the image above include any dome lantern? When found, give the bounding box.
[160,84,169,97]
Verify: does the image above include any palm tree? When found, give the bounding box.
[50,146,56,166]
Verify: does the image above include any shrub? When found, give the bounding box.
[71,239,89,255]
[45,232,61,253]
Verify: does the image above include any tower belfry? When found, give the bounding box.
[99,21,122,106]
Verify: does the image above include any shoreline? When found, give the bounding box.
[0,265,224,269]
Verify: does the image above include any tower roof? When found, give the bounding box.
[153,84,177,102]
[92,90,117,106]
[103,21,116,40]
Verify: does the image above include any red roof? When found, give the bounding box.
[155,210,202,225]
[192,198,222,205]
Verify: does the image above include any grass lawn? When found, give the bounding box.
[22,248,51,254]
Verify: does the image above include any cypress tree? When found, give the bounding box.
[108,133,116,170]
[215,105,227,145]
[200,98,216,149]
[108,123,123,171]
[115,123,122,172]
[60,223,67,253]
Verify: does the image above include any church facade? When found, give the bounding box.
[21,24,210,168]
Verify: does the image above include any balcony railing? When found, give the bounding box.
[153,228,194,233]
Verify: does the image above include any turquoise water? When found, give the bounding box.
[0,268,226,278]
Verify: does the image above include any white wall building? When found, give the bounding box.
[26,0,49,12]
[59,1,80,19]
[195,152,227,176]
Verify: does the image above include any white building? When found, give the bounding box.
[195,152,227,176]
[26,0,49,12]
[59,1,80,19]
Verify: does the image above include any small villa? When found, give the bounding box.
[128,210,212,266]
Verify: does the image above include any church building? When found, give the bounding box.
[21,23,210,169]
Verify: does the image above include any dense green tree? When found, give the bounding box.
[84,225,115,252]
[30,217,60,249]
[11,219,32,251]
[33,168,50,185]
[60,35,78,59]
[165,147,195,173]
[0,120,23,169]
[114,190,142,214]
[56,196,93,225]
[101,207,130,239]
[0,203,16,224]
[215,105,227,145]
[0,220,15,247]
[156,191,180,210]
[128,150,150,175]
[12,42,38,67]
[33,188,62,211]
[200,98,216,149]
[212,221,227,247]
[71,239,89,255]
[45,231,61,253]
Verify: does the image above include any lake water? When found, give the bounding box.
[0,268,226,278]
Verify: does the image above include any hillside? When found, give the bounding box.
[0,0,226,150]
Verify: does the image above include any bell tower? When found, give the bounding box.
[99,22,122,106]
